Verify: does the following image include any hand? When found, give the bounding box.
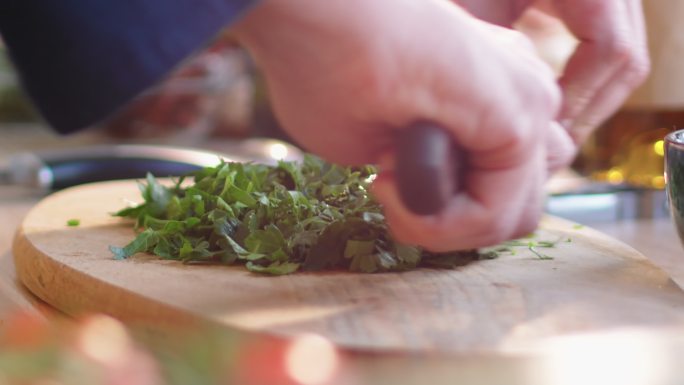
[454,0,650,145]
[232,0,564,250]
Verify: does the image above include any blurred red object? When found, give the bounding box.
[1,310,52,348]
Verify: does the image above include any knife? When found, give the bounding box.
[0,144,253,192]
[2,131,460,211]
[396,122,461,215]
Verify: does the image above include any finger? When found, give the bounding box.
[546,120,576,173]
[566,59,647,144]
[449,0,533,27]
[372,141,544,251]
[563,1,649,144]
[371,171,494,251]
[510,149,547,239]
[552,0,649,142]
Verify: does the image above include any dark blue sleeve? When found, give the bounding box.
[0,0,257,133]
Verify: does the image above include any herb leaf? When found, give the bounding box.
[111,155,478,275]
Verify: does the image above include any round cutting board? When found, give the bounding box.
[13,180,684,353]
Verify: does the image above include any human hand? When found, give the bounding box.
[232,0,567,250]
[454,0,650,145]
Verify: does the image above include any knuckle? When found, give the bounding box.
[597,38,650,89]
[623,51,651,88]
[606,40,649,75]
[601,39,633,68]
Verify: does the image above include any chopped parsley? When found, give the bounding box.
[110,156,477,275]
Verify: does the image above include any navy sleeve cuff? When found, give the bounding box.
[0,0,257,133]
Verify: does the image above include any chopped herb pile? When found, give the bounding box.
[66,219,80,227]
[110,156,478,275]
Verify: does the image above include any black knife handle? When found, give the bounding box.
[46,158,204,190]
[6,145,231,191]
[396,122,461,215]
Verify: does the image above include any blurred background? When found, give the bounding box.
[0,3,677,217]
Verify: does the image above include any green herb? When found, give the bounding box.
[66,219,80,227]
[528,245,553,260]
[481,234,564,260]
[110,155,476,275]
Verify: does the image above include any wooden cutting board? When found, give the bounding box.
[12,180,684,354]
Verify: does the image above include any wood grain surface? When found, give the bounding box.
[12,180,684,354]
